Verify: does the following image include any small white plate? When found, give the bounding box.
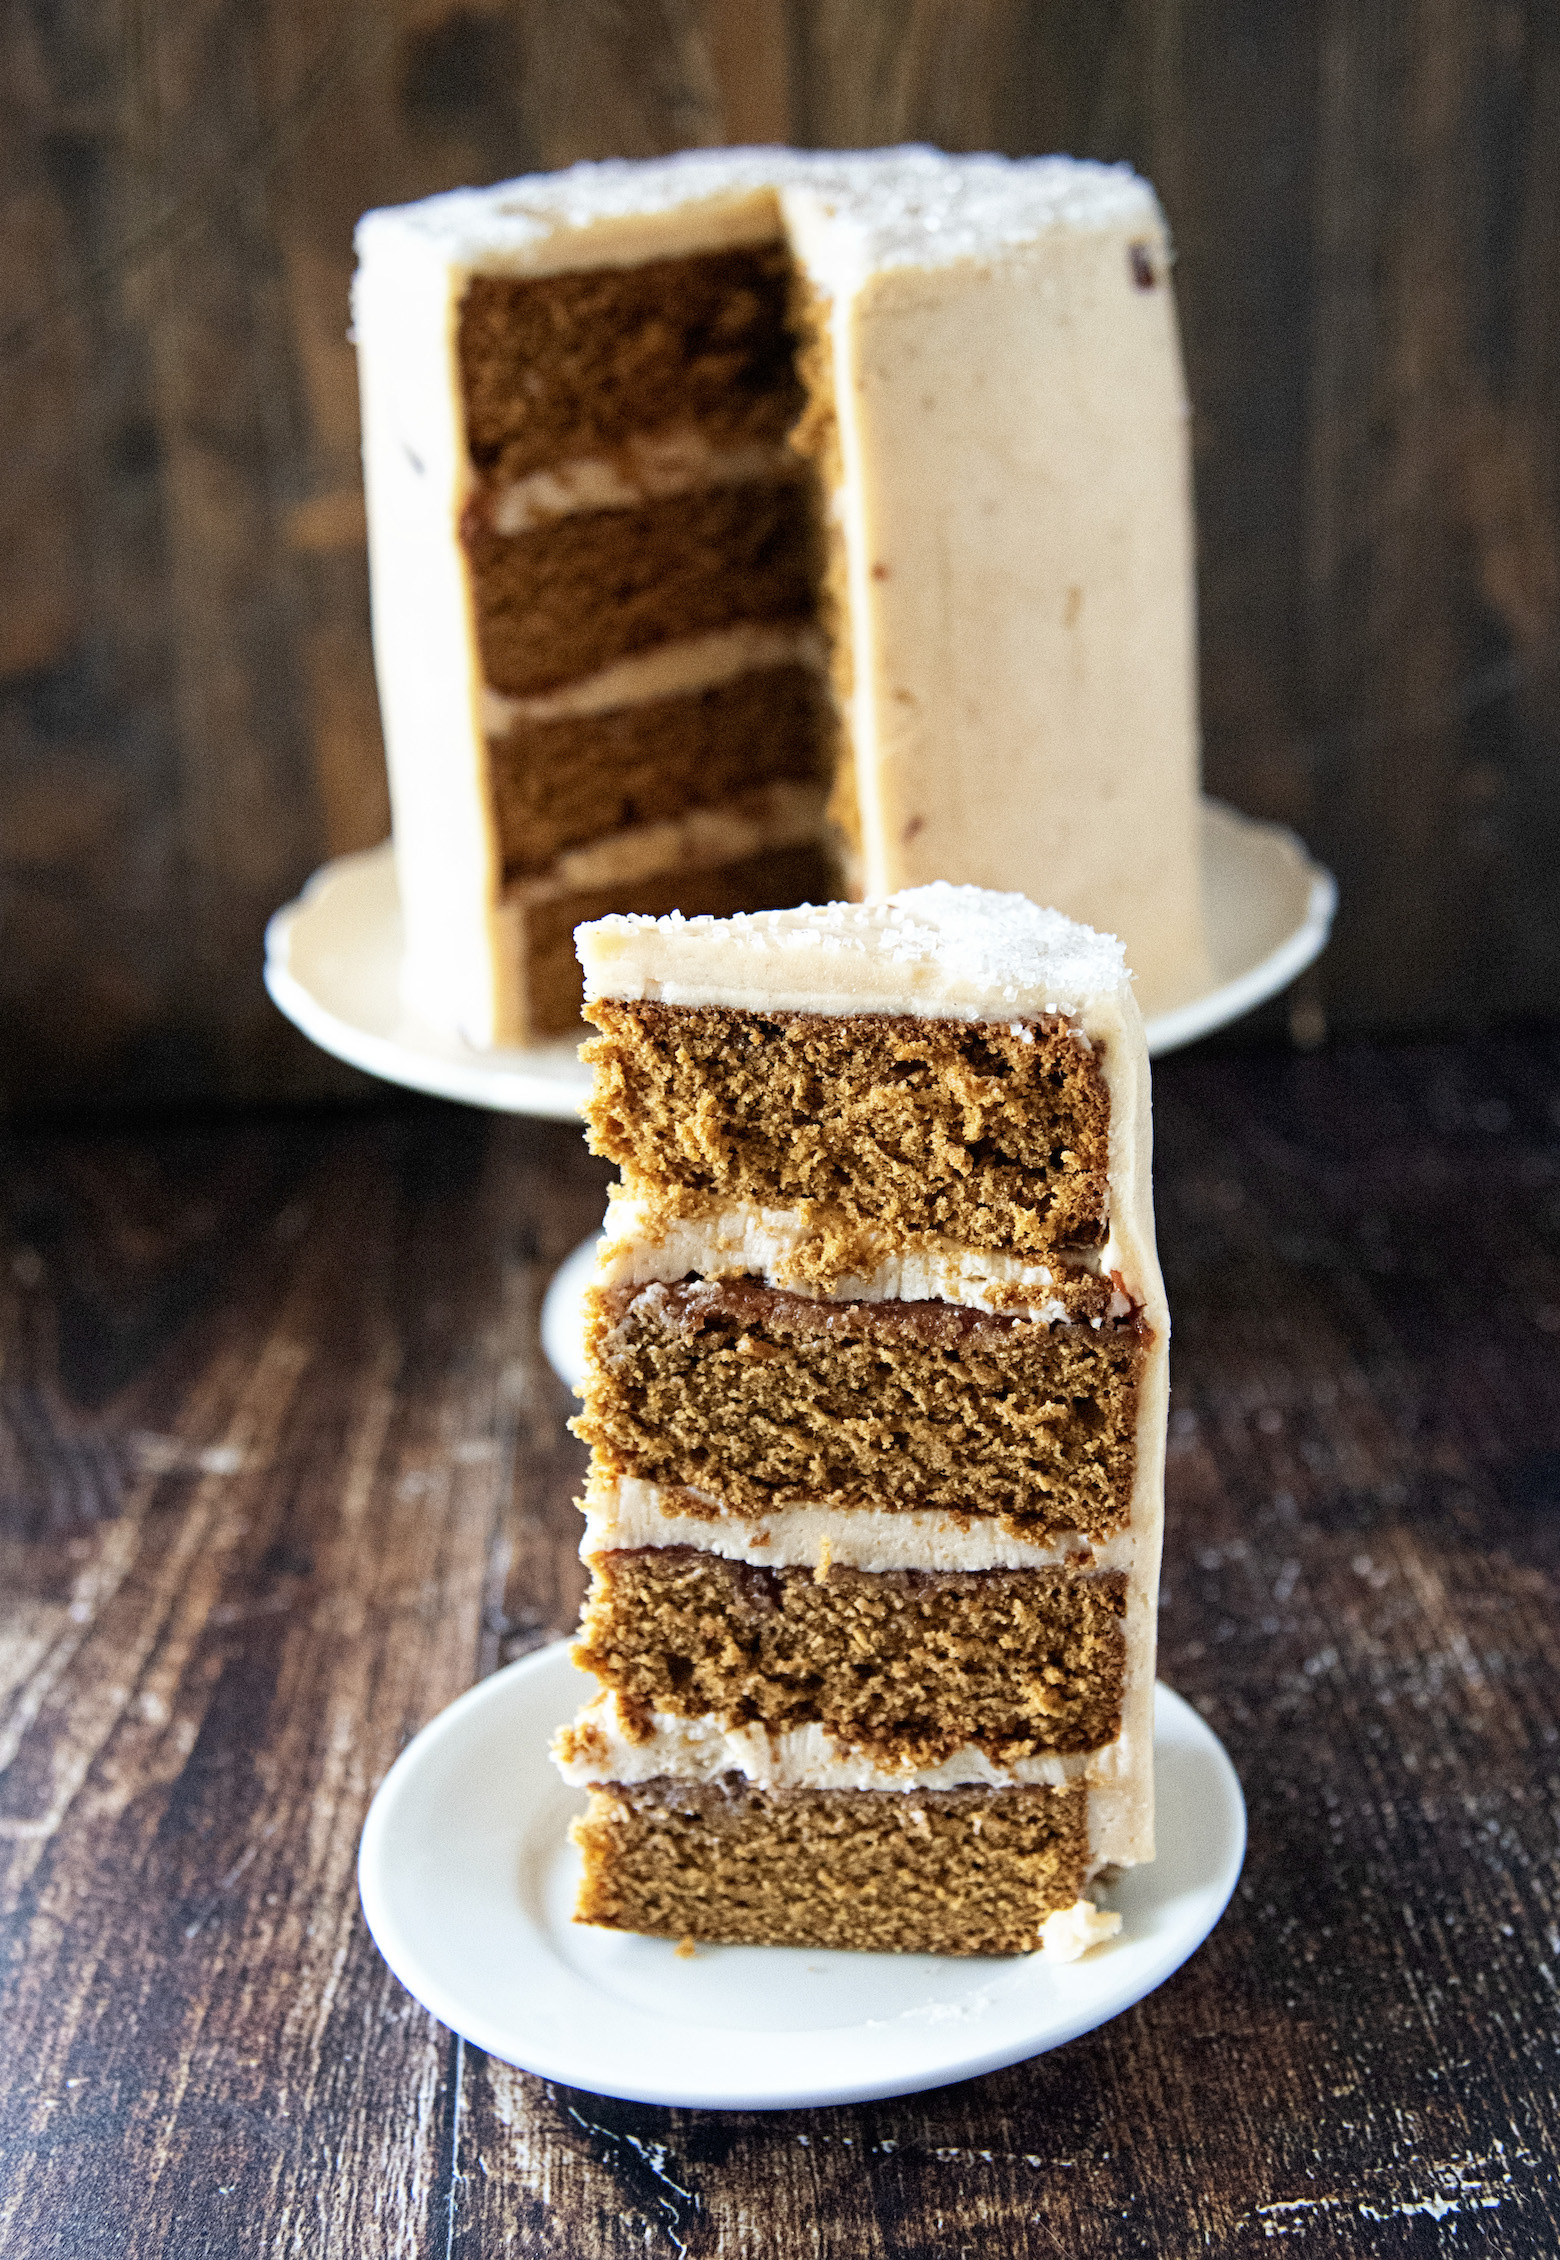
[266,799,1335,1118]
[357,1642,1246,2110]
[539,1230,604,1391]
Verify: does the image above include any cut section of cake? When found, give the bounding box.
[553,884,1167,1957]
[353,147,1208,1045]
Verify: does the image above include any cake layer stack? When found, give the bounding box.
[553,885,1168,1957]
[353,147,1209,1045]
[455,233,838,1031]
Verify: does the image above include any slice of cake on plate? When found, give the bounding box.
[553,883,1166,1958]
[353,146,1208,1045]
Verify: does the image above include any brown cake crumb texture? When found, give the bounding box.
[583,1003,1113,1261]
[456,244,849,1034]
[490,665,834,881]
[575,1546,1126,1765]
[459,248,805,485]
[572,1777,1089,1956]
[519,844,837,1038]
[579,1278,1144,1540]
[464,480,820,699]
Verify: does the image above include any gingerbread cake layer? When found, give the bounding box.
[464,479,819,699]
[573,1776,1091,1956]
[490,663,832,881]
[578,1278,1146,1540]
[574,1547,1126,1766]
[519,842,834,1036]
[458,248,804,485]
[582,1003,1112,1254]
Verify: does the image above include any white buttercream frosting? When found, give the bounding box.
[1040,1900,1122,1961]
[356,147,1161,282]
[594,1193,1131,1320]
[488,430,797,533]
[577,883,1129,1023]
[481,622,826,730]
[555,1692,1120,1794]
[507,782,827,902]
[582,1474,1132,1575]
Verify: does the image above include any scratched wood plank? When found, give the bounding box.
[6,1,1560,1106]
[0,1104,609,2256]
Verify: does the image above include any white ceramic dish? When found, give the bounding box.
[357,1642,1245,2111]
[539,1230,604,1392]
[266,799,1335,1116]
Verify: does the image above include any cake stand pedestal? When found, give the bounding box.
[266,794,1336,1386]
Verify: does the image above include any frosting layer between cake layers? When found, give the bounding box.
[554,887,1169,1957]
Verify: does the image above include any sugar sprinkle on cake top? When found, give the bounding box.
[356,146,1162,280]
[577,883,1132,1022]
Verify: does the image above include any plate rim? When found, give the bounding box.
[263,866,589,1120]
[267,799,1336,1115]
[1146,800,1337,1057]
[357,1641,1247,2111]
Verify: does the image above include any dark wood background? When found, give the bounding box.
[6,0,1560,1110]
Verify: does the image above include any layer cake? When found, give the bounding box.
[353,147,1209,1046]
[554,883,1167,1957]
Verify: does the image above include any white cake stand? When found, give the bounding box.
[265,798,1335,1113]
[266,795,1335,1382]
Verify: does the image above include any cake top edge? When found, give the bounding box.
[354,146,1162,278]
[575,884,1133,1022]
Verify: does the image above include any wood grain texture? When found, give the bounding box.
[5,0,1560,1102]
[3,1038,1560,2252]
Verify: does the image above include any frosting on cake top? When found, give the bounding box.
[356,146,1161,284]
[576,883,1130,1022]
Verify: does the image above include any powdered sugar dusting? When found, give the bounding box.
[356,147,1159,278]
[883,881,1126,997]
[577,882,1130,1022]
[780,151,1157,287]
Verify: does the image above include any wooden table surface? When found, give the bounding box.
[3,1033,1559,2256]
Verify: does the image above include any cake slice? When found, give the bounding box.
[353,147,1208,1044]
[553,884,1166,1957]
